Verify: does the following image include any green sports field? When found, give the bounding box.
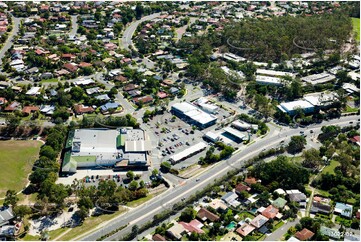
[352,18,360,42]
[0,140,42,198]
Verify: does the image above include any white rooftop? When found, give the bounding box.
[279,100,314,112]
[256,69,295,78]
[170,142,207,162]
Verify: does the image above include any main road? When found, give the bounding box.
[80,115,358,241]
[121,13,160,51]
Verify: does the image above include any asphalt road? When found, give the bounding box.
[69,15,79,37]
[80,115,359,241]
[121,13,160,51]
[0,14,21,67]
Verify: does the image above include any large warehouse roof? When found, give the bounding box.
[170,142,207,163]
[172,102,217,125]
[256,69,295,78]
[278,100,314,112]
[301,72,335,84]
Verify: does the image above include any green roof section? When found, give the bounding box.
[62,151,76,172]
[116,134,123,149]
[70,156,96,163]
[65,130,75,149]
[272,197,287,209]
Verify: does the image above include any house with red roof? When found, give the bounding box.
[73,104,94,115]
[294,228,315,241]
[236,223,255,237]
[78,62,92,68]
[235,183,251,194]
[179,219,204,234]
[63,63,78,73]
[22,106,39,115]
[61,53,76,60]
[133,96,154,105]
[4,101,21,112]
[197,208,220,222]
[349,136,360,146]
[244,177,258,186]
[157,91,168,99]
[261,205,279,219]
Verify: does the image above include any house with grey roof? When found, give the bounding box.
[0,207,14,226]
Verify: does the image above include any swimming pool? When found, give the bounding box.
[226,221,237,230]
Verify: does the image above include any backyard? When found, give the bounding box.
[0,140,42,198]
[352,18,360,42]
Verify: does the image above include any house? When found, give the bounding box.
[157,91,168,99]
[294,228,314,241]
[123,84,139,92]
[320,226,341,239]
[197,208,220,222]
[22,106,39,115]
[310,196,332,214]
[61,53,76,60]
[349,136,360,146]
[0,206,14,226]
[209,199,228,213]
[272,197,287,209]
[261,205,279,219]
[236,223,255,237]
[26,87,41,96]
[179,219,204,234]
[100,102,120,113]
[113,75,127,83]
[162,79,174,86]
[73,104,94,115]
[286,190,307,208]
[166,223,186,240]
[133,96,154,105]
[152,234,166,241]
[4,101,21,112]
[78,62,92,68]
[222,192,240,207]
[235,183,251,194]
[95,94,110,101]
[63,63,78,73]
[334,202,353,218]
[250,214,269,228]
[244,177,257,186]
[169,87,179,94]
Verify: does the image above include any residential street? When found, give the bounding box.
[264,218,300,241]
[69,15,79,37]
[0,14,21,67]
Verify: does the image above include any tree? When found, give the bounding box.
[179,207,197,222]
[160,161,171,172]
[152,169,159,177]
[287,136,307,154]
[13,205,32,219]
[128,180,138,191]
[302,148,322,169]
[3,190,18,207]
[126,171,134,181]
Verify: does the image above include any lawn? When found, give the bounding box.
[352,18,360,42]
[40,78,59,84]
[0,140,42,197]
[335,216,352,227]
[344,105,359,113]
[127,194,154,208]
[321,160,340,175]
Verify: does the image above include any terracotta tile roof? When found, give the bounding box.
[179,221,204,234]
[236,223,255,237]
[235,183,251,193]
[197,208,220,222]
[133,95,153,104]
[295,228,315,241]
[244,177,257,185]
[63,63,78,72]
[261,205,279,219]
[152,234,166,241]
[73,104,94,114]
[4,101,20,111]
[78,62,92,68]
[22,105,39,114]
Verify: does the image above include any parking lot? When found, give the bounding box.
[56,169,151,187]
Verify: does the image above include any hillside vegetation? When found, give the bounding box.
[221,12,353,62]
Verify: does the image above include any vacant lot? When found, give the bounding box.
[0,140,41,197]
[352,18,360,42]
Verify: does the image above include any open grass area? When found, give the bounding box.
[127,194,154,208]
[352,18,360,42]
[321,160,340,175]
[40,78,59,84]
[56,207,127,241]
[273,221,285,231]
[344,105,359,113]
[0,140,42,197]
